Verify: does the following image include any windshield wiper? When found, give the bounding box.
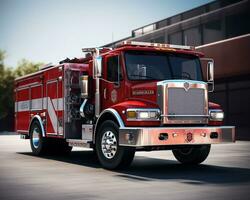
[172,72,193,80]
[129,74,156,80]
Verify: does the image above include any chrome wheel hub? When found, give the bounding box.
[32,127,40,149]
[101,131,117,159]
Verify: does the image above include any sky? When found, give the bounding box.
[0,0,212,67]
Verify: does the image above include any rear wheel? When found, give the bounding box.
[30,121,48,155]
[172,145,211,165]
[96,120,135,169]
[30,121,72,155]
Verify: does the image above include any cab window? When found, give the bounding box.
[107,56,122,82]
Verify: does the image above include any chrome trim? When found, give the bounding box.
[101,130,118,159]
[29,115,45,137]
[162,115,209,117]
[157,80,208,124]
[119,126,235,147]
[17,130,29,133]
[95,108,125,129]
[201,58,214,92]
[16,82,40,91]
[94,108,124,144]
[80,99,88,118]
[15,65,61,81]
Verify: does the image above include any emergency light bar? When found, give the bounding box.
[120,41,195,50]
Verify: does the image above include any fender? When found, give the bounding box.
[93,108,124,143]
[29,115,46,137]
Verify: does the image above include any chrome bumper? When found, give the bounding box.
[119,126,235,147]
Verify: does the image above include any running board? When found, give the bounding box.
[67,139,93,148]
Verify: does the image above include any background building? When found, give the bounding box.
[104,0,250,139]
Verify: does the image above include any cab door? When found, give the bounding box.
[101,54,125,110]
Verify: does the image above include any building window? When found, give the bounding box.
[157,19,168,29]
[183,27,202,46]
[169,32,182,45]
[151,36,165,43]
[182,6,205,20]
[133,29,143,37]
[225,13,250,39]
[203,19,224,44]
[169,15,181,25]
[143,24,156,34]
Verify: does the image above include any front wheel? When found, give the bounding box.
[172,145,211,165]
[96,120,135,169]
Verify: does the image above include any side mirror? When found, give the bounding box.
[207,61,214,82]
[94,56,102,78]
[207,60,214,92]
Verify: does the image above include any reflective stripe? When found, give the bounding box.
[47,97,58,133]
[52,98,63,111]
[16,97,63,133]
[31,98,43,110]
[16,100,30,112]
[16,98,63,111]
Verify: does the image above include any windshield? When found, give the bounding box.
[125,51,203,81]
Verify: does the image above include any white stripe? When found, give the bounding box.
[31,98,43,110]
[16,98,64,112]
[47,97,58,133]
[16,97,63,134]
[52,98,63,111]
[17,100,30,112]
[43,97,47,109]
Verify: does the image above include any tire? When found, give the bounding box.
[96,120,135,170]
[30,120,48,155]
[172,145,211,165]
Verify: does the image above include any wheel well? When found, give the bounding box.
[29,115,45,137]
[94,112,119,143]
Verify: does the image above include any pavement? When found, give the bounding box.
[0,135,250,200]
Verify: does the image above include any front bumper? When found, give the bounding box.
[119,126,235,147]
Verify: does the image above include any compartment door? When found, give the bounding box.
[46,80,59,135]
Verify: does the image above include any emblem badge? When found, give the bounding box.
[184,82,190,91]
[186,132,193,142]
[111,89,117,103]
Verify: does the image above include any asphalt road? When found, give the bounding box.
[0,135,250,200]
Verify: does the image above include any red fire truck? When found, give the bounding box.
[15,41,235,169]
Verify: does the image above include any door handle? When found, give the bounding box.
[104,88,107,99]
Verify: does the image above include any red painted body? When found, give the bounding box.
[14,44,222,138]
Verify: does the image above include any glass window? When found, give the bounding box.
[169,15,181,25]
[226,13,250,39]
[169,32,182,45]
[143,24,156,34]
[182,7,205,20]
[183,27,202,46]
[203,20,224,44]
[151,36,165,43]
[107,56,120,82]
[125,51,202,81]
[157,19,168,29]
[133,29,143,37]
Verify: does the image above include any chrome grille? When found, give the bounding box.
[157,80,208,124]
[168,88,205,116]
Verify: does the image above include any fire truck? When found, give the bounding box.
[15,41,235,169]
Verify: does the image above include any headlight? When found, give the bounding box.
[209,110,224,121]
[126,108,160,121]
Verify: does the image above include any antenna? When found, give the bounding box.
[112,32,114,49]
